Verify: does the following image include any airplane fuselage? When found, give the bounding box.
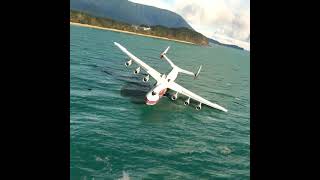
[145,68,179,105]
[114,42,228,112]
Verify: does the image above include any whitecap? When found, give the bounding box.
[217,146,232,155]
[118,171,130,180]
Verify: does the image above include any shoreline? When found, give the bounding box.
[70,22,197,45]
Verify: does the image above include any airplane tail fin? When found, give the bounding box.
[160,46,202,79]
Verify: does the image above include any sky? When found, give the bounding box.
[129,0,250,48]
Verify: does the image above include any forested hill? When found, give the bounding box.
[70,10,209,45]
[70,0,193,29]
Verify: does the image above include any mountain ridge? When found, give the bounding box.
[70,10,208,45]
[70,0,193,29]
[70,0,245,51]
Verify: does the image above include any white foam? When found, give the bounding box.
[118,171,130,180]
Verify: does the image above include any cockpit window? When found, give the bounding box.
[152,91,156,96]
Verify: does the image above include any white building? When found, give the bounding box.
[143,27,151,31]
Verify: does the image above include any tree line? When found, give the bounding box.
[70,10,208,45]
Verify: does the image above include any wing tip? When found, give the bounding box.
[215,105,228,112]
[114,42,127,51]
[222,107,228,112]
[218,106,228,112]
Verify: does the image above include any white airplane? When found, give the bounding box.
[114,42,228,112]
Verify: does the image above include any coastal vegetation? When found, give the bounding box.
[70,10,209,45]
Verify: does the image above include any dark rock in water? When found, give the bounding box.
[88,88,92,91]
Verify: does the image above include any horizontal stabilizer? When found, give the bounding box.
[194,65,202,79]
[160,46,170,58]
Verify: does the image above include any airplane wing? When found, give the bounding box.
[114,42,162,81]
[168,82,228,112]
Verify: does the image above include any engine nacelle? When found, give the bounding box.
[125,59,132,67]
[196,103,202,110]
[171,92,178,101]
[134,67,141,74]
[143,74,150,82]
[184,97,190,105]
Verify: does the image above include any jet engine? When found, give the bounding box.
[143,75,150,82]
[196,102,202,110]
[134,67,141,74]
[184,97,190,105]
[125,59,132,67]
[171,92,178,100]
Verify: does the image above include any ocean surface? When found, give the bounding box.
[70,25,250,180]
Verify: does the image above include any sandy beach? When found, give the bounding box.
[70,22,197,45]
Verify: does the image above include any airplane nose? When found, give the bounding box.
[145,96,158,105]
[145,96,151,105]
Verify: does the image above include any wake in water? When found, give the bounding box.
[118,171,130,180]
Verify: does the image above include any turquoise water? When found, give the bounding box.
[70,25,250,179]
